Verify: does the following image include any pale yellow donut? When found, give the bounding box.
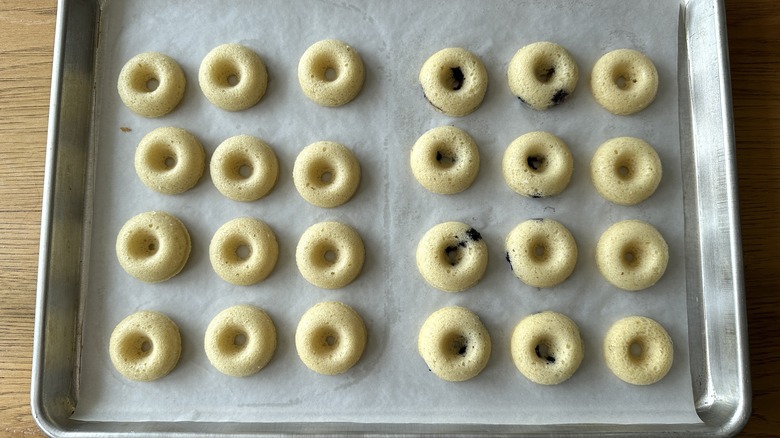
[507,42,579,110]
[117,52,186,118]
[502,131,573,198]
[419,47,488,117]
[298,39,365,107]
[595,220,669,291]
[210,135,279,202]
[293,141,361,208]
[510,311,584,385]
[115,211,191,283]
[296,221,365,289]
[204,305,277,377]
[604,316,673,385]
[199,43,268,111]
[416,222,487,292]
[295,301,367,375]
[590,49,658,115]
[505,219,578,288]
[209,218,279,286]
[410,125,480,194]
[109,310,181,381]
[134,127,205,195]
[591,137,662,205]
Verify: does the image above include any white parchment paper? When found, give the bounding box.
[75,0,701,426]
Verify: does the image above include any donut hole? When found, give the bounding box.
[218,326,249,354]
[227,74,239,86]
[620,243,643,268]
[122,333,153,359]
[435,148,456,169]
[324,68,337,81]
[528,238,550,262]
[313,327,339,350]
[306,158,337,188]
[239,164,253,178]
[235,244,251,260]
[611,65,638,91]
[145,143,178,172]
[129,66,159,94]
[311,54,340,82]
[221,153,255,182]
[630,341,644,358]
[441,332,469,358]
[438,66,466,91]
[536,66,556,84]
[127,230,160,259]
[444,244,465,266]
[140,339,152,353]
[164,156,177,169]
[145,78,160,92]
[325,335,336,346]
[527,155,546,172]
[534,341,556,364]
[313,242,339,267]
[320,171,334,183]
[233,333,247,347]
[210,59,242,89]
[324,250,337,263]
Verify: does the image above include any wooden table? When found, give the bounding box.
[1,1,777,436]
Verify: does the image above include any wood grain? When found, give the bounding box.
[0,0,777,436]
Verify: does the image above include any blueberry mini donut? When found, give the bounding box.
[604,316,673,385]
[115,211,191,283]
[510,311,584,385]
[591,49,659,115]
[199,43,268,111]
[134,127,205,195]
[505,219,578,288]
[296,221,365,289]
[298,39,365,107]
[117,52,186,118]
[416,222,488,292]
[211,135,279,202]
[591,137,662,205]
[293,141,360,208]
[418,306,491,382]
[295,301,367,375]
[410,125,480,194]
[109,310,181,381]
[507,42,579,110]
[596,220,669,291]
[204,305,277,377]
[419,47,488,117]
[209,218,279,286]
[502,131,574,198]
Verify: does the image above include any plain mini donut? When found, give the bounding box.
[293,141,361,208]
[507,42,579,110]
[604,316,673,385]
[510,311,584,385]
[199,43,268,111]
[296,221,365,289]
[209,217,279,286]
[416,222,488,292]
[109,310,181,381]
[115,211,191,283]
[591,49,659,115]
[298,39,365,107]
[204,305,277,377]
[295,301,367,375]
[418,306,491,382]
[211,135,279,202]
[117,52,186,118]
[134,127,205,195]
[419,47,488,117]
[502,131,574,198]
[410,125,480,195]
[596,220,669,291]
[591,137,662,205]
[505,219,578,288]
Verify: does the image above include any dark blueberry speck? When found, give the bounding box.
[531,194,542,199]
[535,345,556,363]
[458,240,467,248]
[517,95,527,104]
[458,345,467,356]
[505,252,513,271]
[551,89,569,105]
[465,228,482,241]
[451,67,465,90]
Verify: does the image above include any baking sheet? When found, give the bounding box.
[73,0,700,426]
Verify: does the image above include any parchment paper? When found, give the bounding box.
[75,0,701,425]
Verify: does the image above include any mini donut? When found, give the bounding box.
[591,137,662,205]
[419,47,488,117]
[134,127,205,195]
[296,221,365,289]
[507,42,579,110]
[211,135,279,202]
[603,316,673,385]
[209,217,279,286]
[293,141,360,208]
[109,310,181,381]
[595,220,669,291]
[502,131,573,198]
[199,43,268,111]
[416,222,488,292]
[117,52,186,118]
[115,211,191,283]
[295,301,367,375]
[505,219,578,288]
[417,306,491,382]
[410,125,480,195]
[510,311,584,385]
[298,39,365,107]
[591,49,658,115]
[204,305,277,377]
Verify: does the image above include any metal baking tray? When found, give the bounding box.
[32,0,749,435]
